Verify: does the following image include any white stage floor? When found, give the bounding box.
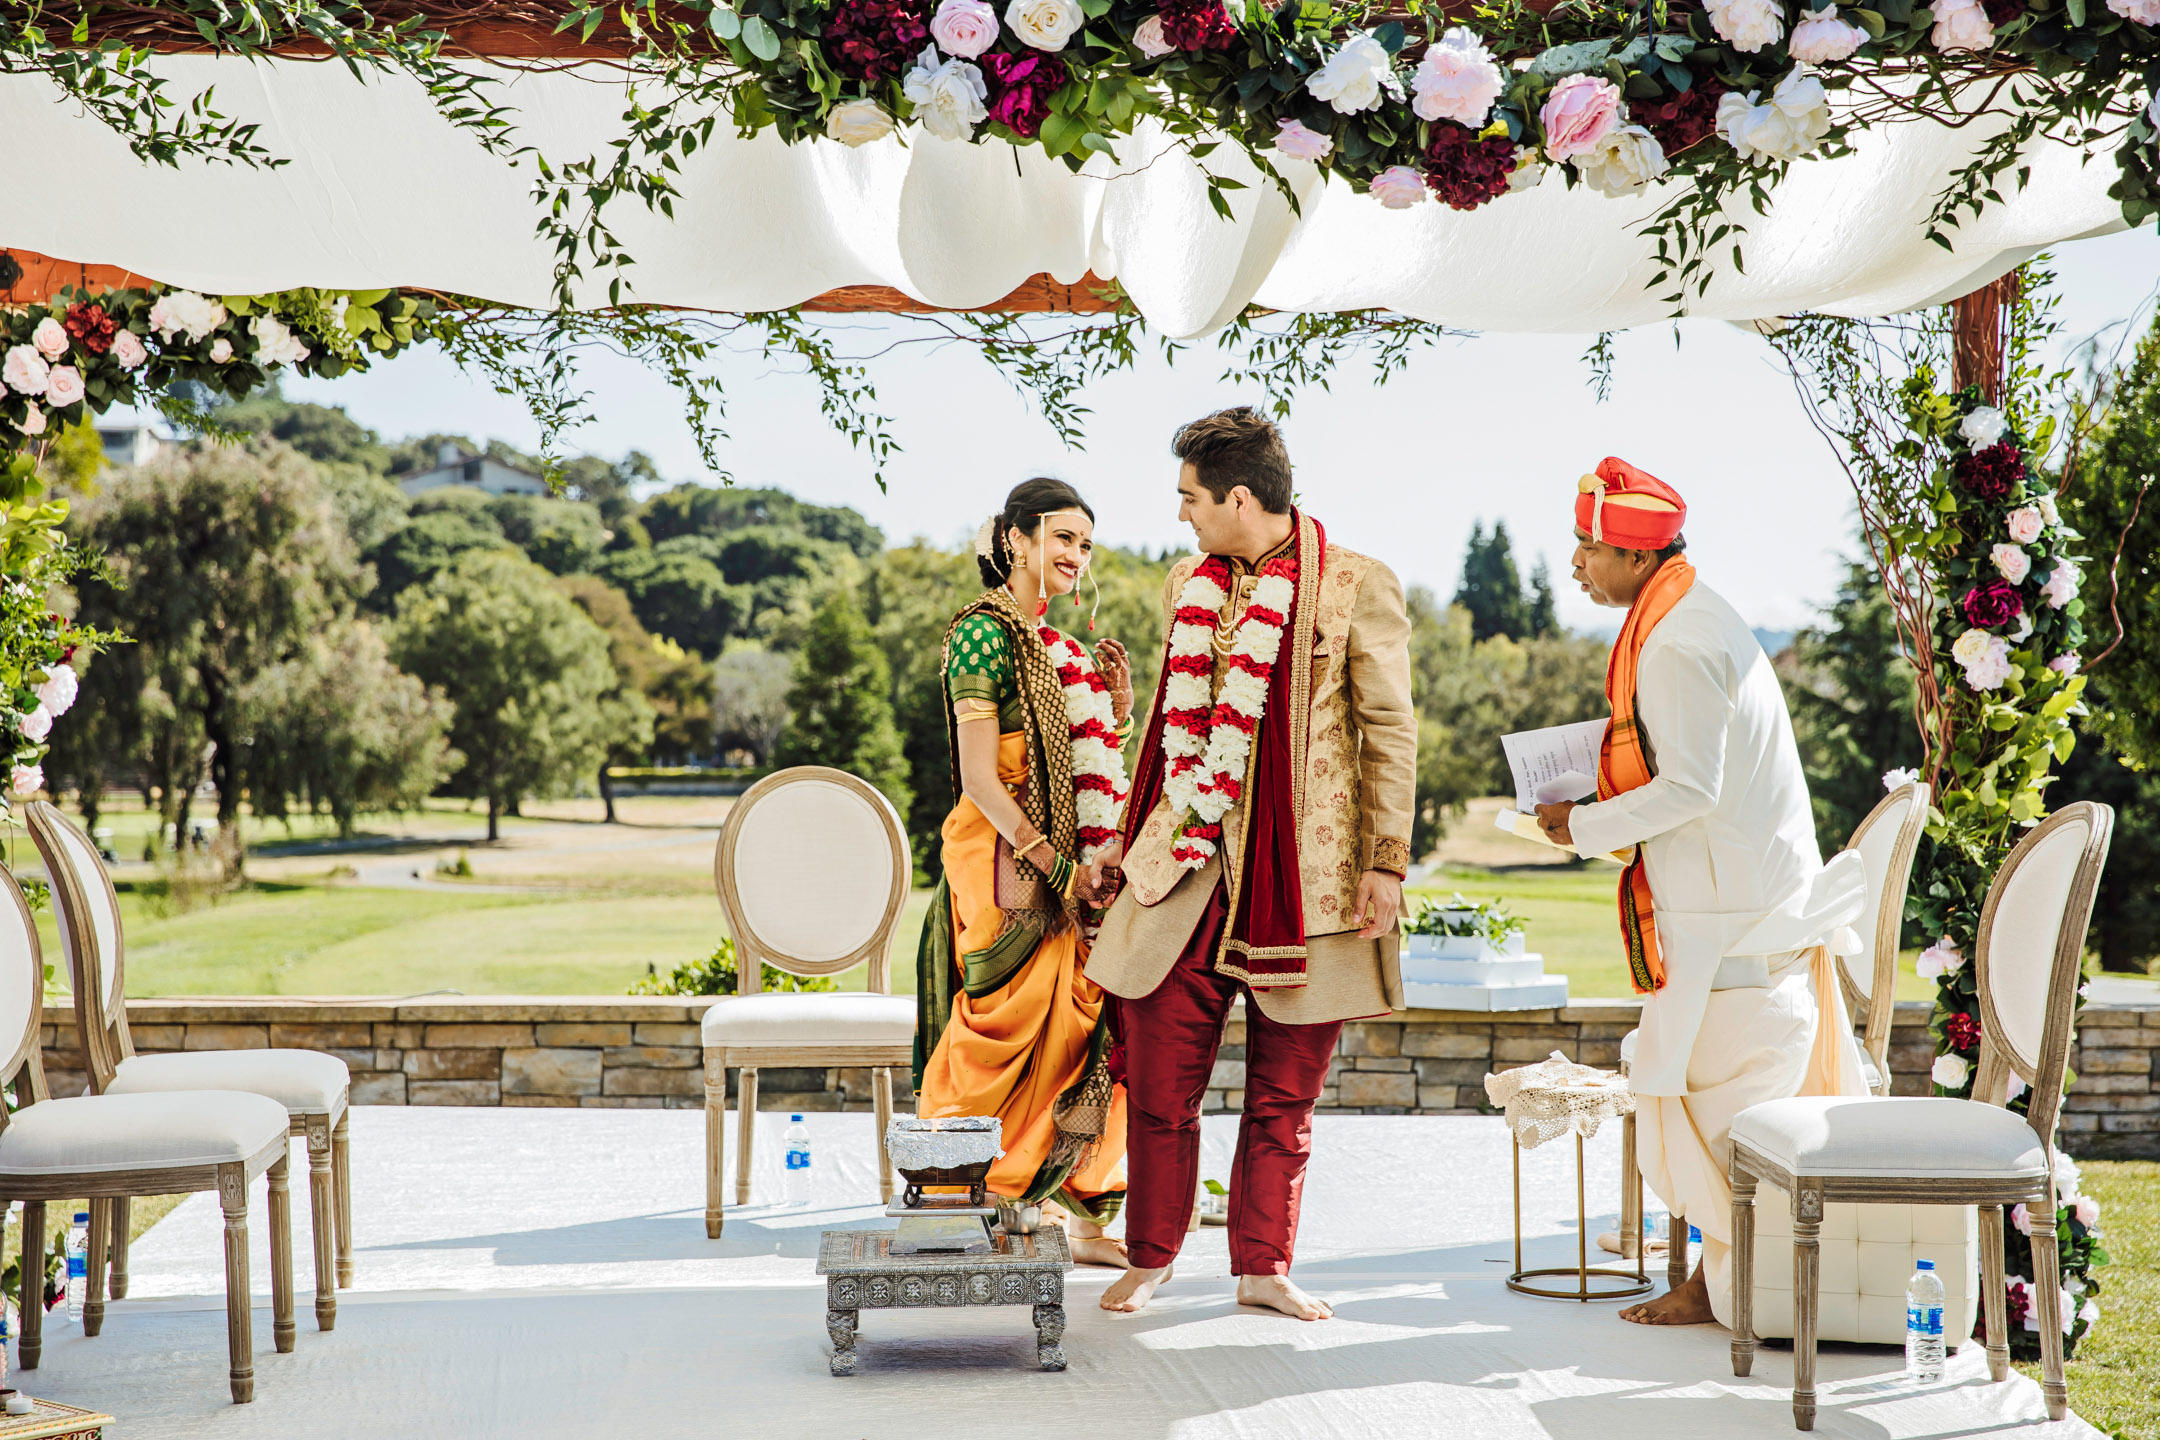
[24,1109,2096,1439]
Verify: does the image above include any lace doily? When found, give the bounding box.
[1483,1051,1635,1150]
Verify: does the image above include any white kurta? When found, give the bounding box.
[1567,579,1870,1323]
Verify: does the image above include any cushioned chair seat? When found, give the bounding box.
[1731,1096,2048,1179]
[702,993,914,1047]
[106,1048,351,1114]
[0,1091,291,1175]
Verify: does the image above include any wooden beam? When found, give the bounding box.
[1951,272,2019,405]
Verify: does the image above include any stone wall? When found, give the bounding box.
[34,994,2160,1158]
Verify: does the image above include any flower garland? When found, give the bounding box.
[0,454,110,811]
[1159,553,1296,868]
[1037,623,1129,863]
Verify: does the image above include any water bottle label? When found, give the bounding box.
[66,1256,86,1279]
[1907,1303,1943,1337]
[786,1150,812,1171]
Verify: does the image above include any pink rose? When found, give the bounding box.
[1368,165,1428,209]
[930,0,999,56]
[3,346,49,397]
[43,365,85,409]
[211,338,233,363]
[2041,560,2080,609]
[2106,0,2160,21]
[35,664,77,718]
[18,402,45,438]
[1788,6,1866,61]
[2048,654,2080,675]
[1133,14,1174,57]
[1539,74,1622,162]
[2074,1194,2099,1227]
[1412,26,1505,127]
[1273,118,1335,161]
[110,329,148,369]
[2005,505,2044,544]
[17,706,51,743]
[8,764,41,798]
[1991,542,2031,585]
[2010,1202,2035,1236]
[1931,0,1995,50]
[31,317,68,361]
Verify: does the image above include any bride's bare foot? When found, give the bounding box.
[1071,1236,1132,1269]
[1619,1267,1717,1325]
[1101,1264,1171,1312]
[1237,1274,1333,1321]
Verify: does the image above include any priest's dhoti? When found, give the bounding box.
[1637,944,1866,1327]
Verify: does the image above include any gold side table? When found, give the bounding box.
[1487,1053,1654,1302]
[1508,1130,1652,1300]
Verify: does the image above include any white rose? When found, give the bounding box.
[210,338,234,364]
[1789,6,1867,61]
[1272,118,1335,162]
[1133,14,1174,57]
[1931,1052,1972,1090]
[903,48,989,140]
[1960,404,2009,448]
[1704,0,1785,50]
[1507,147,1547,191]
[2036,492,2061,527]
[18,402,44,438]
[1571,123,1669,197]
[1368,165,1428,208]
[31,317,68,361]
[1306,32,1403,115]
[249,313,310,367]
[2,346,49,397]
[1005,0,1080,51]
[1411,26,1504,126]
[17,705,51,744]
[2041,560,2081,609]
[1717,69,1831,164]
[1992,542,2031,585]
[826,98,898,146]
[148,290,227,343]
[1931,0,1995,50]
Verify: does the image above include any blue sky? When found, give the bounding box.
[286,227,2156,633]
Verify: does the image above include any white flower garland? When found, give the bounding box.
[1037,624,1129,863]
[1159,556,1296,869]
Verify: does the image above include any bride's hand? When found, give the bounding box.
[1094,638,1133,724]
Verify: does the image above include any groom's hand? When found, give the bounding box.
[1354,870,1403,939]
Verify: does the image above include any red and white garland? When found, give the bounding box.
[1038,625,1130,863]
[1160,554,1298,869]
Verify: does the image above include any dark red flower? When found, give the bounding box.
[823,0,930,84]
[1636,77,1729,158]
[62,302,117,357]
[1982,0,2023,24]
[983,49,1067,139]
[1422,124,1516,212]
[1945,1011,1982,1051]
[2005,1279,2031,1330]
[1158,0,1237,50]
[1957,442,2025,500]
[1962,579,2024,630]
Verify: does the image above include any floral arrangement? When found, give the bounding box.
[1161,552,1295,867]
[1038,622,1130,862]
[1405,893,1527,945]
[1,284,438,456]
[0,454,110,815]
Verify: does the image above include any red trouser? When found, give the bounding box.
[1118,883,1342,1275]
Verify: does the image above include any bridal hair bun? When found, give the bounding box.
[974,516,999,561]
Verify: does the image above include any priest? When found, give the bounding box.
[1534,458,1870,1328]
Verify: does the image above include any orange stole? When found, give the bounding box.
[1598,557,1697,994]
[915,731,1127,1202]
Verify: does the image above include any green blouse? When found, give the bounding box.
[946,612,1028,731]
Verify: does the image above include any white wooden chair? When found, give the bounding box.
[26,802,352,1332]
[0,867,295,1404]
[702,767,913,1237]
[1730,801,2112,1430]
[1836,782,1931,1095]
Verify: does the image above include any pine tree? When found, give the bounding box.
[1526,558,1560,638]
[772,589,913,822]
[1787,558,1922,859]
[1452,520,1534,642]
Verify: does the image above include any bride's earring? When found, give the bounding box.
[1033,516,1048,618]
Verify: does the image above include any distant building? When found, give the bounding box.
[96,421,165,468]
[398,442,548,499]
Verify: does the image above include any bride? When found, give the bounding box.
[912,478,1134,1267]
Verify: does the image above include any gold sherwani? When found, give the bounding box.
[1087,518,1416,1025]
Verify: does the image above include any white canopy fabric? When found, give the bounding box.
[2,57,2128,334]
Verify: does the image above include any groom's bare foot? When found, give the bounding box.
[1237,1274,1333,1321]
[1101,1264,1171,1312]
[1620,1268,1716,1326]
[1071,1236,1132,1269]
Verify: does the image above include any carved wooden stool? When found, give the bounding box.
[816,1226,1071,1375]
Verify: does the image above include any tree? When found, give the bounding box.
[593,545,749,657]
[771,590,912,821]
[238,618,458,836]
[712,644,794,766]
[486,493,607,575]
[389,549,617,840]
[1526,558,1560,639]
[557,450,658,525]
[637,482,883,559]
[554,575,666,821]
[1452,520,1535,642]
[866,543,987,872]
[1786,557,1924,859]
[364,507,508,607]
[220,385,391,473]
[68,439,364,873]
[2067,309,2160,771]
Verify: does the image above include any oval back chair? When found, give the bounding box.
[1837,781,1931,1093]
[701,767,914,1237]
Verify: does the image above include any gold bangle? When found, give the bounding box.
[956,708,1000,725]
[1015,834,1052,862]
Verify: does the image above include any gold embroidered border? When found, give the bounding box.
[1371,836,1411,876]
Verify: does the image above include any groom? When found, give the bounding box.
[1087,406,1415,1320]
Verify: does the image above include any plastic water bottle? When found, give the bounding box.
[1905,1259,1947,1383]
[64,1211,90,1323]
[783,1115,813,1207]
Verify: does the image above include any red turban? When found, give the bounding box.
[1575,457,1686,550]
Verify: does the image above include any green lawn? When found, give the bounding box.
[2030,1161,2159,1439]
